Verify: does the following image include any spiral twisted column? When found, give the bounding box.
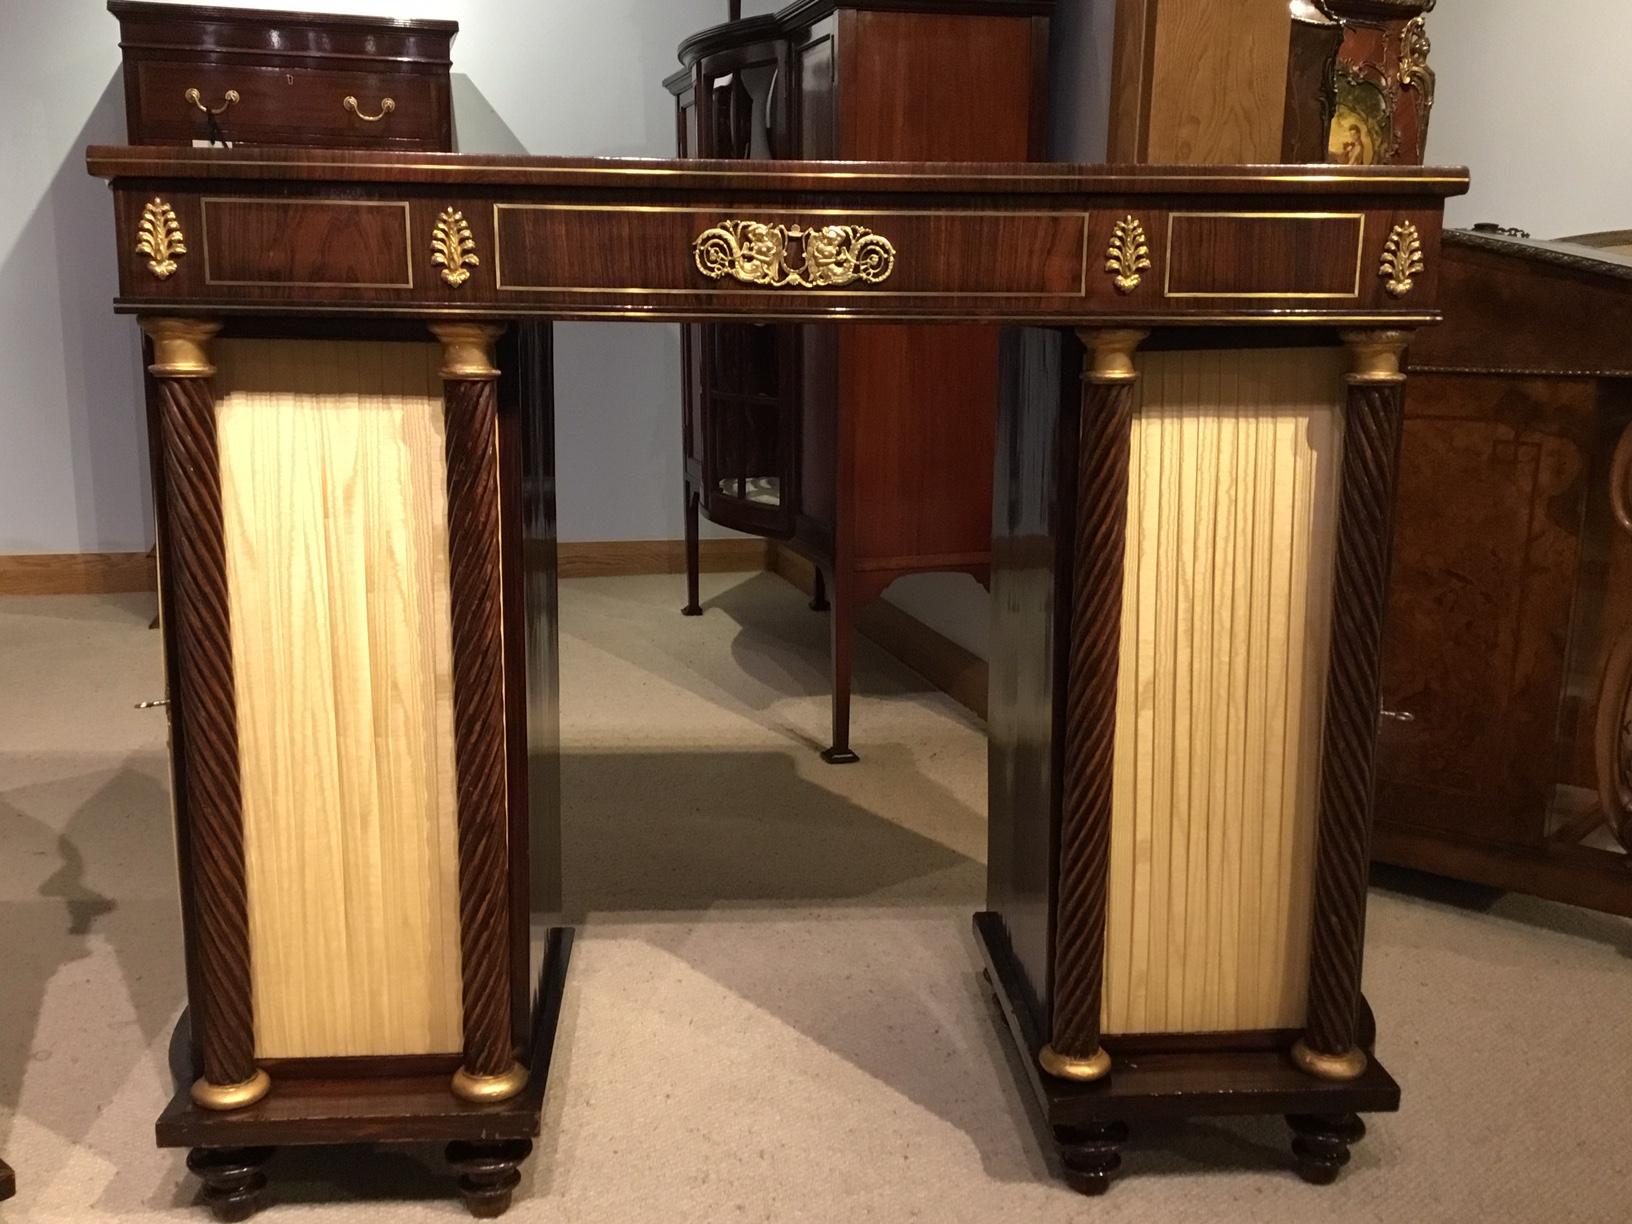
[143,317,270,1112]
[1041,328,1147,1083]
[1294,329,1412,1081]
[431,323,527,1104]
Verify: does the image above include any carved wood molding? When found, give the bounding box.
[144,319,263,1102]
[1300,332,1410,1073]
[433,324,524,1098]
[1046,330,1146,1076]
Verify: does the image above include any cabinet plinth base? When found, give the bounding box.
[160,929,572,1217]
[974,913,1398,1189]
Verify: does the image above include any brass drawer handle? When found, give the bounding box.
[343,95,396,122]
[694,220,896,289]
[184,86,240,116]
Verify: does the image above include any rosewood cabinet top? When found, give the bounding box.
[87,145,1467,326]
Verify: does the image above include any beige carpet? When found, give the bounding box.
[1,573,1628,1223]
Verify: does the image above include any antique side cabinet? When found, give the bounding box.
[109,0,457,151]
[1376,229,1632,916]
[86,144,1464,1204]
[664,0,1053,762]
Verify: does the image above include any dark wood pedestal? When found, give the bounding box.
[976,914,1398,1191]
[157,930,571,1220]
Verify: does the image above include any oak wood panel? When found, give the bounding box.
[216,339,463,1059]
[1123,0,1294,164]
[1103,348,1344,1036]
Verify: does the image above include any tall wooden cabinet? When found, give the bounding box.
[664,0,1053,762]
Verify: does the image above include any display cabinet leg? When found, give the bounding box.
[447,1139,532,1219]
[186,1147,273,1222]
[821,584,859,764]
[1054,1121,1127,1196]
[809,567,830,612]
[682,486,703,616]
[1287,1113,1366,1185]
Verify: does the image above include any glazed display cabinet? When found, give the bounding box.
[664,0,1053,762]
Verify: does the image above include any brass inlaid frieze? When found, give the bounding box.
[693,220,896,289]
[137,197,187,280]
[1105,216,1151,293]
[1380,221,1425,297]
[432,207,479,288]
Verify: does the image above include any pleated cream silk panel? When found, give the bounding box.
[216,339,464,1058]
[1102,348,1346,1036]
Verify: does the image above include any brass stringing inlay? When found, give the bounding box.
[693,220,896,289]
[1380,220,1425,297]
[431,207,479,288]
[1106,216,1152,293]
[137,197,186,280]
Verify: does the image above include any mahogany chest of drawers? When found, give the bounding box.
[109,1,457,151]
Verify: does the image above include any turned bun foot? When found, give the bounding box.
[1054,1121,1127,1195]
[1287,1113,1366,1185]
[447,1139,532,1218]
[186,1147,273,1222]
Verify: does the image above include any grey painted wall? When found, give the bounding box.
[6,0,1627,668]
[0,0,740,554]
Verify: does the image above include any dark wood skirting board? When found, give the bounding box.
[0,552,156,595]
[157,928,571,1149]
[976,913,1400,1127]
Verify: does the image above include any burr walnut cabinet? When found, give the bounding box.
[663,0,1052,762]
[85,139,1463,1208]
[1375,228,1632,916]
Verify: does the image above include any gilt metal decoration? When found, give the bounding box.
[1105,216,1152,294]
[693,221,896,289]
[136,198,187,280]
[431,207,480,288]
[1380,220,1425,297]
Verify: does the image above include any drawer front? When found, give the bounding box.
[130,61,447,149]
